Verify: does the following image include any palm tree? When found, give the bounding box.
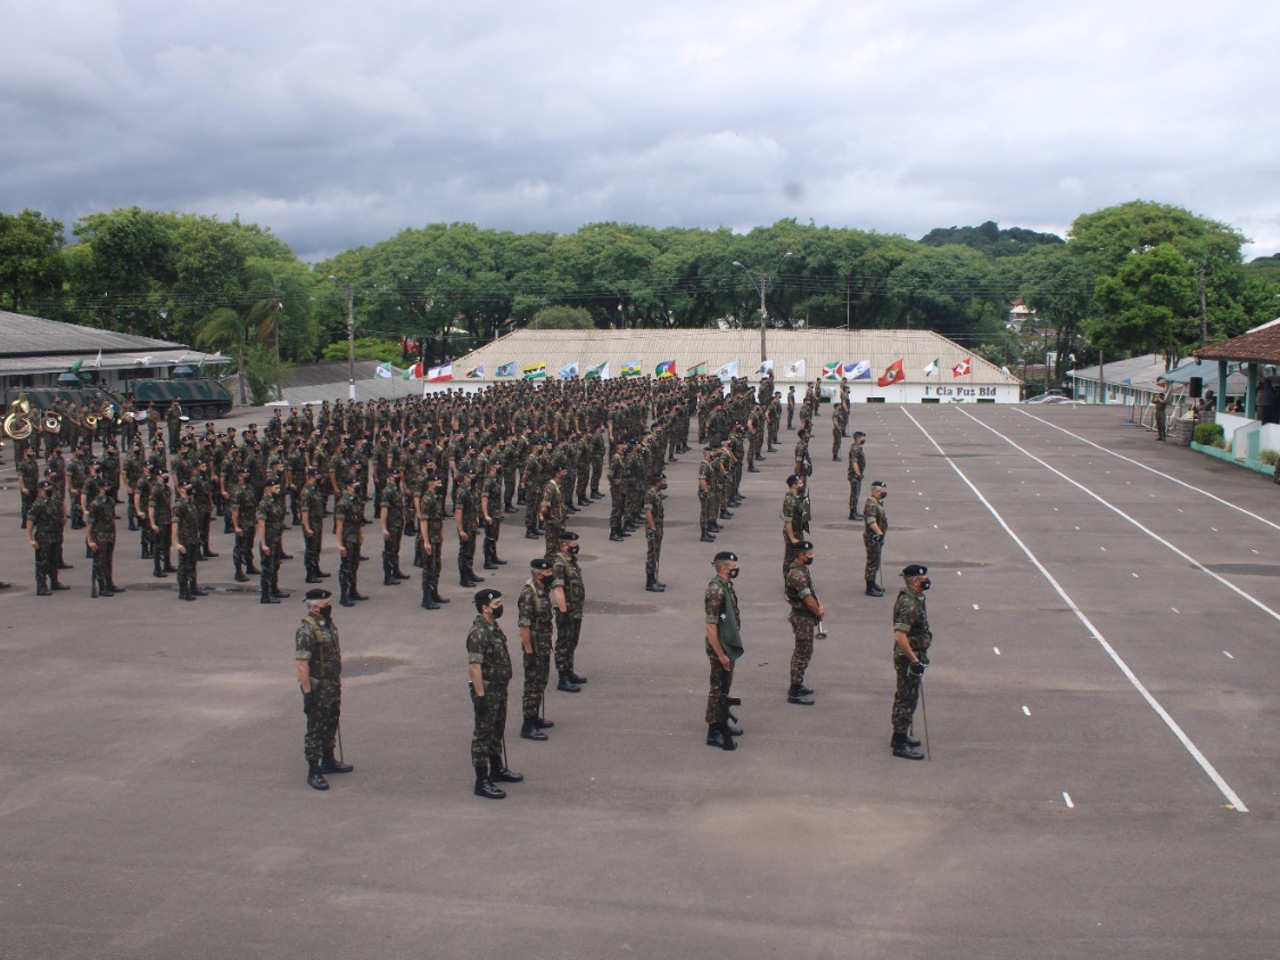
[195,260,296,404]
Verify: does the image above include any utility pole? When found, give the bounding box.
[732,253,792,363]
[345,284,355,401]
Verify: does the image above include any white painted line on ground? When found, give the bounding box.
[1132,572,1140,578]
[1224,651,1234,660]
[959,409,1280,627]
[901,408,1249,814]
[993,646,1001,655]
[1015,408,1280,533]
[1172,607,1180,614]
[973,603,980,610]
[1022,705,1032,716]
[1063,792,1075,809]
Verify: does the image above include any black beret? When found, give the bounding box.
[560,531,579,541]
[38,479,52,489]
[307,467,320,476]
[475,588,502,605]
[713,551,738,563]
[871,480,887,489]
[794,540,814,552]
[902,564,928,578]
[238,468,251,476]
[304,588,332,602]
[786,474,801,486]
[344,475,359,486]
[530,558,553,570]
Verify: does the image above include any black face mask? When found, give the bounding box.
[491,605,504,619]
[879,491,888,500]
[317,605,333,620]
[803,556,815,566]
[727,568,740,579]
[920,578,931,591]
[567,545,580,556]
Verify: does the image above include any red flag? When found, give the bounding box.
[877,359,905,387]
[952,357,972,377]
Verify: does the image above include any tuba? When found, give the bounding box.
[85,414,100,429]
[44,414,62,434]
[3,411,33,441]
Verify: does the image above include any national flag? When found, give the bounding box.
[495,362,516,378]
[844,360,871,380]
[823,362,842,381]
[754,359,774,377]
[686,360,707,377]
[559,361,580,379]
[621,360,643,377]
[584,361,610,380]
[877,359,905,387]
[784,359,806,379]
[923,358,939,377]
[522,362,546,380]
[69,359,83,373]
[655,359,676,378]
[375,362,394,379]
[403,361,423,380]
[714,360,739,381]
[466,364,484,379]
[427,362,453,382]
[952,357,972,377]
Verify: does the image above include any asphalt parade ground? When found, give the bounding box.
[2,403,1279,960]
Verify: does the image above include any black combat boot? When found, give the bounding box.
[891,732,924,760]
[98,577,114,598]
[489,755,523,783]
[557,672,581,693]
[474,763,505,799]
[339,583,355,608]
[567,670,587,685]
[865,580,884,597]
[153,555,167,578]
[609,527,624,541]
[431,581,450,604]
[706,723,737,751]
[383,561,397,586]
[393,565,411,580]
[421,584,440,610]
[645,576,665,593]
[786,684,814,706]
[109,581,126,593]
[320,750,353,774]
[305,562,322,584]
[520,718,548,741]
[179,577,195,601]
[482,540,498,570]
[307,763,330,790]
[467,569,485,585]
[260,583,280,604]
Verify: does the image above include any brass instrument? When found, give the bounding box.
[12,396,31,416]
[85,414,100,429]
[44,414,62,434]
[3,411,33,441]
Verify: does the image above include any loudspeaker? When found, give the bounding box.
[1189,376,1203,399]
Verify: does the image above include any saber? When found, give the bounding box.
[918,678,931,761]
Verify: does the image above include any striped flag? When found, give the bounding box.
[522,362,547,380]
[621,360,643,377]
[686,360,708,377]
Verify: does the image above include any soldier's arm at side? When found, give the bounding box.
[295,658,311,693]
[468,661,485,697]
[893,629,920,663]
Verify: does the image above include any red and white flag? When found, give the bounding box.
[877,358,905,387]
[952,357,972,377]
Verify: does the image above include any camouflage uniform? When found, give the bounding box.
[517,574,554,723]
[28,491,64,594]
[148,481,174,578]
[784,559,820,691]
[335,490,364,605]
[230,479,259,581]
[551,546,586,682]
[467,614,512,765]
[892,585,932,736]
[780,488,807,578]
[86,491,119,596]
[847,440,866,518]
[454,478,481,584]
[296,612,343,766]
[480,468,504,570]
[257,490,286,601]
[418,485,446,607]
[608,448,628,538]
[381,480,406,583]
[540,475,566,557]
[703,575,742,725]
[643,482,664,588]
[864,493,888,585]
[173,494,202,599]
[300,479,325,582]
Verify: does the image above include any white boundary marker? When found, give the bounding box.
[901,408,1248,813]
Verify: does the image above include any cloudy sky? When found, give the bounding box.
[3,0,1277,261]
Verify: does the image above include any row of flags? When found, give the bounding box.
[377,356,974,384]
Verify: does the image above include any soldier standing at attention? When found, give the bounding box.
[148,471,176,579]
[784,541,825,705]
[780,473,808,580]
[847,432,866,520]
[172,480,205,601]
[480,458,506,570]
[417,474,448,610]
[551,531,588,693]
[454,468,483,587]
[703,551,743,751]
[890,564,932,761]
[192,458,218,559]
[296,588,354,790]
[335,475,367,606]
[468,588,523,800]
[85,478,124,598]
[643,472,667,592]
[607,441,629,541]
[539,461,568,557]
[793,428,812,486]
[27,480,68,594]
[257,475,289,604]
[831,402,847,461]
[230,468,258,582]
[379,467,407,586]
[864,480,888,597]
[786,386,796,430]
[300,468,326,584]
[517,557,556,741]
[697,445,717,543]
[166,399,183,453]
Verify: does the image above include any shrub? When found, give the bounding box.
[1260,449,1279,467]
[1193,423,1224,446]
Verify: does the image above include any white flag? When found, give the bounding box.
[714,360,740,381]
[754,359,774,377]
[785,359,806,379]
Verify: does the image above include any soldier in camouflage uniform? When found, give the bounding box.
[480,457,506,571]
[27,480,68,595]
[17,446,39,528]
[793,427,812,485]
[847,432,866,520]
[417,474,447,610]
[148,471,176,579]
[467,588,522,799]
[697,445,717,543]
[780,473,808,580]
[890,564,932,761]
[551,530,588,692]
[830,402,847,460]
[85,479,124,598]
[703,551,742,751]
[539,462,568,558]
[300,467,326,583]
[863,481,888,597]
[335,475,367,607]
[230,468,259,582]
[295,588,354,791]
[454,468,483,587]
[517,557,556,741]
[643,473,666,592]
[379,467,408,586]
[784,541,825,705]
[172,480,205,601]
[256,476,289,604]
[607,442,629,541]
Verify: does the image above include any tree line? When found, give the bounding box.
[1,202,1276,387]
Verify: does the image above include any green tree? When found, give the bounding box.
[69,207,175,335]
[0,209,66,315]
[887,244,1000,337]
[1008,245,1097,380]
[529,305,595,329]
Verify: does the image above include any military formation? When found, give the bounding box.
[7,371,937,796]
